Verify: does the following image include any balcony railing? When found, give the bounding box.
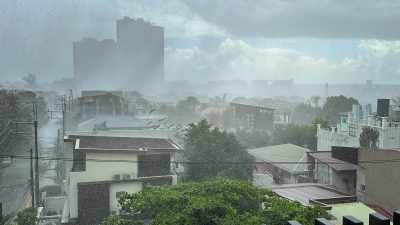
[287,211,399,225]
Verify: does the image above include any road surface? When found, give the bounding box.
[0,119,60,214]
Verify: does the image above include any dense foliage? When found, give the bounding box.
[15,207,37,225]
[183,119,253,181]
[359,126,380,148]
[273,117,328,150]
[0,89,48,154]
[292,95,359,125]
[114,179,329,225]
[236,129,271,148]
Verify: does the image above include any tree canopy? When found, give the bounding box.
[292,95,359,125]
[15,207,37,225]
[113,179,329,225]
[273,117,328,150]
[322,95,358,124]
[359,126,380,148]
[183,119,253,181]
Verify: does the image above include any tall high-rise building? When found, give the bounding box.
[73,17,164,90]
[116,17,164,88]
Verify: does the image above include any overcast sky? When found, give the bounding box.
[1,0,400,84]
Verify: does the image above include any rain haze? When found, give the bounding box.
[1,1,400,225]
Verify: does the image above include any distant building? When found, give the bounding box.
[76,115,150,131]
[62,135,182,225]
[230,102,275,130]
[73,17,164,90]
[73,38,117,81]
[248,144,310,184]
[78,92,125,120]
[317,99,400,150]
[117,17,164,88]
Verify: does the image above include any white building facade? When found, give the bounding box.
[317,102,400,151]
[62,135,182,225]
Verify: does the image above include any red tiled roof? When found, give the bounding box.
[308,151,357,172]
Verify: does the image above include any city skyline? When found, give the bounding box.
[1,0,400,84]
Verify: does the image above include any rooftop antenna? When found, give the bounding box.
[142,4,149,22]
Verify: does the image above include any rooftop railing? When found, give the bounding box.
[288,211,399,225]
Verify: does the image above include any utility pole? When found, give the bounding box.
[27,101,40,208]
[30,148,35,208]
[56,129,60,183]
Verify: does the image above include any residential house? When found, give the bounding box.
[317,99,400,150]
[230,102,275,130]
[267,183,390,225]
[62,135,182,225]
[76,115,150,131]
[78,91,125,120]
[307,151,357,195]
[248,144,310,184]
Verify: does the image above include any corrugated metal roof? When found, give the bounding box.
[270,184,349,206]
[308,151,357,171]
[77,116,149,131]
[248,144,310,174]
[330,202,376,225]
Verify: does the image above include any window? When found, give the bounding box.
[116,191,126,198]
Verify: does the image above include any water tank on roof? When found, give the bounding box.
[393,110,400,122]
[377,99,390,117]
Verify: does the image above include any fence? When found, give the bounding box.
[288,211,399,225]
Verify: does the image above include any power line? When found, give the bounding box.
[2,154,400,165]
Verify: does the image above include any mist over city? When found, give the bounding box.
[1,1,400,225]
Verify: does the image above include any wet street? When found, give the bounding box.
[0,119,60,214]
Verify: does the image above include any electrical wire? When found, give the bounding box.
[1,154,400,165]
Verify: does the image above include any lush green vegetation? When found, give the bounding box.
[183,119,253,181]
[0,89,48,154]
[292,95,359,125]
[272,117,328,150]
[359,126,380,148]
[108,179,329,225]
[15,207,37,225]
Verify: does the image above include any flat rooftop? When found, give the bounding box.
[268,183,353,206]
[68,135,181,151]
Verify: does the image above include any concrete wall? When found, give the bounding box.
[358,148,400,212]
[67,152,138,219]
[314,159,356,195]
[109,181,142,214]
[317,128,359,151]
[44,196,66,216]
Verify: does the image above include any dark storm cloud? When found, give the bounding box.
[185,0,400,39]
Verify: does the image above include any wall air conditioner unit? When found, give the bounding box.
[113,174,122,180]
[123,174,131,180]
[122,173,136,180]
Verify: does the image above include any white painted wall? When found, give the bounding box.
[67,152,138,219]
[109,181,142,214]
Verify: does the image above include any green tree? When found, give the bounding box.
[273,117,328,150]
[113,179,329,225]
[15,207,37,225]
[23,73,37,89]
[176,96,200,115]
[236,129,271,149]
[183,119,253,181]
[0,89,33,154]
[359,126,380,148]
[291,103,321,125]
[101,215,142,225]
[322,95,358,124]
